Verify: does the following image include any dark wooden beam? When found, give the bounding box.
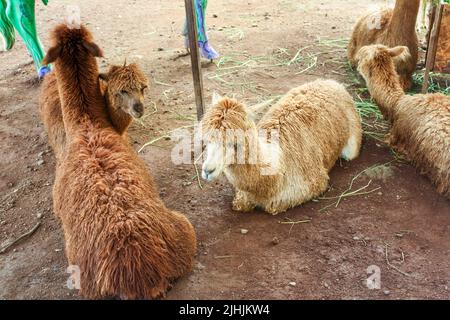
[184,0,205,121]
[422,3,443,93]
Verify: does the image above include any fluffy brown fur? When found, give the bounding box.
[348,0,420,89]
[41,24,196,299]
[201,80,362,215]
[101,63,148,133]
[39,63,148,159]
[356,44,450,196]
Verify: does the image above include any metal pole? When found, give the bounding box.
[184,0,205,121]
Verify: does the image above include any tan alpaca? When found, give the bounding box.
[39,63,148,159]
[201,80,362,215]
[356,44,450,196]
[41,24,196,299]
[348,0,420,90]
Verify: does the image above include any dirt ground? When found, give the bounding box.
[0,0,449,300]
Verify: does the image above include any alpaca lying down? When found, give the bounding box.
[40,63,149,158]
[41,24,196,299]
[201,79,363,215]
[356,44,450,196]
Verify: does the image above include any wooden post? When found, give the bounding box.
[184,0,205,121]
[422,3,443,93]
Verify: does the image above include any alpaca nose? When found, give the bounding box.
[202,168,216,181]
[132,102,144,117]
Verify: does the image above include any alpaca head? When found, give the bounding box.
[355,44,410,83]
[200,93,258,181]
[99,63,149,118]
[42,24,103,66]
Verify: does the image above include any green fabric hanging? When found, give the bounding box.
[0,0,49,75]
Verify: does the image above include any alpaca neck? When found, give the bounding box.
[365,61,405,122]
[54,57,110,134]
[105,91,132,135]
[227,131,280,193]
[389,0,420,34]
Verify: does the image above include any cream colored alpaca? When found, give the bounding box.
[356,44,450,196]
[348,0,420,89]
[201,80,362,215]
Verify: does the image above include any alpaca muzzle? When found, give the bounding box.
[131,102,144,118]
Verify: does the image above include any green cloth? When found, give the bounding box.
[0,0,15,50]
[183,0,209,42]
[0,0,47,73]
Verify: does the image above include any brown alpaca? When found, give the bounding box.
[39,63,148,158]
[201,80,362,215]
[100,63,149,132]
[348,0,420,89]
[356,44,450,196]
[41,24,196,299]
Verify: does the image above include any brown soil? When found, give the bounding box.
[0,0,449,300]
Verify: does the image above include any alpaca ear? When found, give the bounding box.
[211,91,222,106]
[388,46,409,58]
[83,41,104,58]
[389,46,411,66]
[42,44,62,65]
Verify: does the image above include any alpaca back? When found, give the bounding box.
[259,79,360,172]
[392,94,450,196]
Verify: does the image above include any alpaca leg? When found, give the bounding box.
[264,177,324,215]
[264,199,290,216]
[0,0,15,51]
[232,190,256,212]
[385,132,411,162]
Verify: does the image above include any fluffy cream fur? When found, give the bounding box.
[201,80,362,215]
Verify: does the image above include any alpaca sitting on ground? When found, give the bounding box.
[39,63,148,158]
[41,24,196,299]
[200,80,362,215]
[348,0,420,90]
[356,44,450,197]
